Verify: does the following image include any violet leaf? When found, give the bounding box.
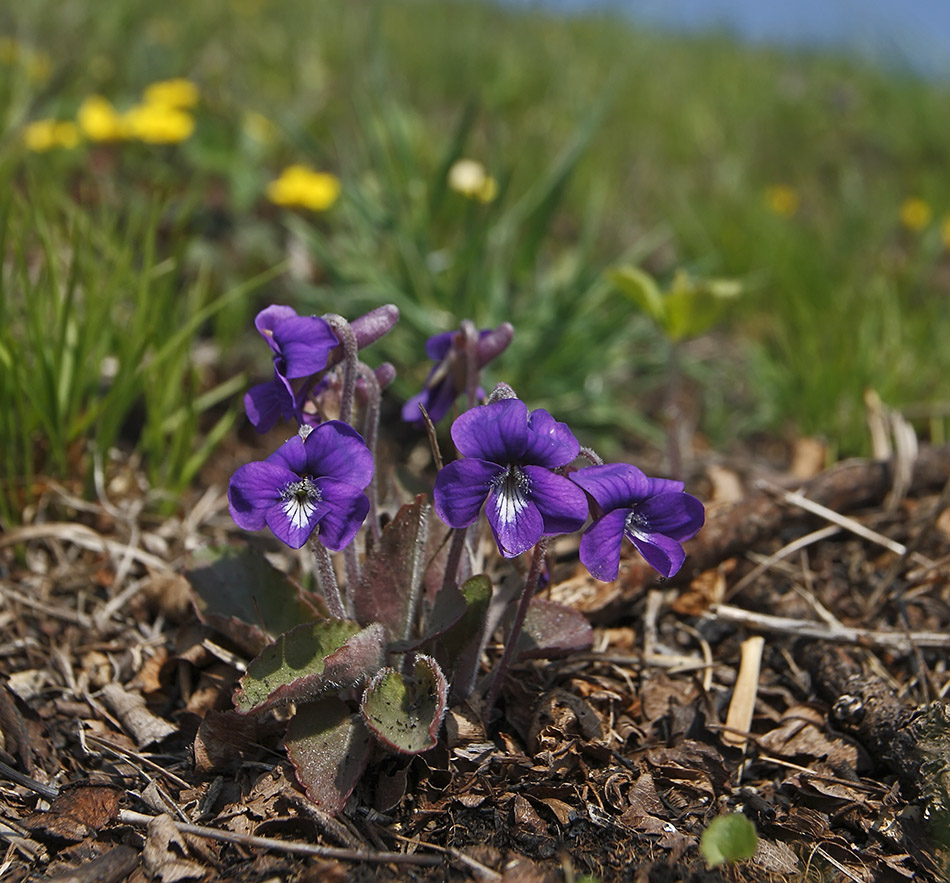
[359,654,448,755]
[286,698,373,814]
[234,620,386,714]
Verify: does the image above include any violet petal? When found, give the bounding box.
[522,408,581,468]
[571,463,654,511]
[228,461,298,531]
[629,530,686,578]
[522,466,590,535]
[312,478,371,551]
[303,421,374,490]
[578,508,628,582]
[433,459,500,528]
[271,315,339,378]
[485,478,544,558]
[450,398,528,462]
[636,493,706,542]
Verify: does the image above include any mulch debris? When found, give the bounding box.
[2,443,950,881]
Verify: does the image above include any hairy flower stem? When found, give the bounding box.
[357,363,382,544]
[324,314,358,425]
[665,341,685,481]
[442,527,469,593]
[578,446,604,467]
[484,538,549,716]
[460,319,479,410]
[310,537,346,619]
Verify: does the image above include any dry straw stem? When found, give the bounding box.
[709,603,950,652]
[722,635,764,750]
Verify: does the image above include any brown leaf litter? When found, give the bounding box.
[2,445,950,880]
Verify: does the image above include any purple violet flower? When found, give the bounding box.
[571,464,705,581]
[228,421,374,550]
[402,322,513,427]
[245,306,339,432]
[254,305,340,379]
[433,398,589,558]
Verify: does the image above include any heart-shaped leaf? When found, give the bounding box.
[234,620,386,714]
[516,598,593,659]
[360,654,448,755]
[286,698,373,814]
[187,545,317,655]
[700,813,758,867]
[352,495,430,640]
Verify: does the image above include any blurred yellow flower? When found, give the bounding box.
[23,119,80,152]
[267,165,341,211]
[0,39,51,83]
[124,102,195,143]
[143,78,199,109]
[899,197,931,232]
[448,158,497,203]
[764,185,799,217]
[78,95,129,141]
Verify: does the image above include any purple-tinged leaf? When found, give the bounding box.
[352,495,430,640]
[438,575,493,703]
[187,545,317,655]
[515,598,593,659]
[286,698,372,814]
[234,620,386,714]
[360,655,448,755]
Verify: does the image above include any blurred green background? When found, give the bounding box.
[3,0,949,518]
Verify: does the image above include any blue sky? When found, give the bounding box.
[506,0,950,79]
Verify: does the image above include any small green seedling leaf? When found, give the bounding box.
[360,654,448,755]
[700,813,758,868]
[285,698,373,814]
[234,620,386,714]
[608,265,666,323]
[352,495,430,641]
[665,269,741,342]
[516,598,593,659]
[187,545,317,655]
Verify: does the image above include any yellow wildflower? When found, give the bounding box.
[23,119,80,152]
[142,78,199,109]
[448,159,498,204]
[899,197,931,232]
[78,95,129,141]
[124,102,195,144]
[267,165,341,211]
[764,185,799,218]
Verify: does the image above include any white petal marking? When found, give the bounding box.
[283,495,316,530]
[493,465,529,525]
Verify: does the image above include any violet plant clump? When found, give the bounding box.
[189,302,705,814]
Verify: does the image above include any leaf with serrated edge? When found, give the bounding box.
[360,654,448,755]
[353,495,430,641]
[286,698,372,814]
[515,598,593,659]
[234,620,386,714]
